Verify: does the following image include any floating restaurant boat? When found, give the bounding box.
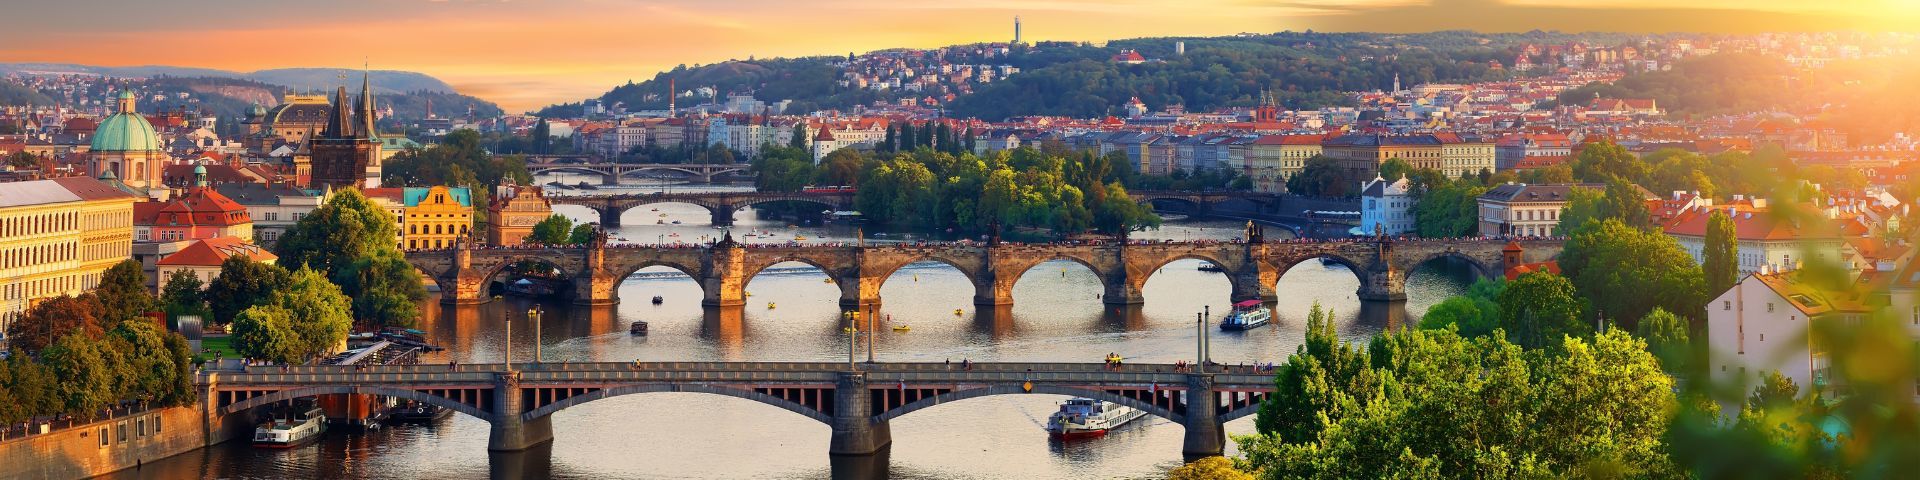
[253,406,327,448]
[1219,300,1272,331]
[1046,398,1146,439]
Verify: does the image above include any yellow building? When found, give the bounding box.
[0,177,137,336]
[487,184,552,246]
[370,186,474,250]
[1322,134,1444,179]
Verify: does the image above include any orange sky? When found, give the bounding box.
[3,0,1914,112]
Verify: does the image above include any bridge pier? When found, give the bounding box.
[1357,264,1407,302]
[704,242,747,307]
[709,204,736,227]
[572,242,619,305]
[596,207,623,228]
[828,372,892,456]
[1181,373,1226,458]
[839,275,883,308]
[489,372,555,451]
[601,173,619,186]
[1105,274,1145,305]
[442,246,492,304]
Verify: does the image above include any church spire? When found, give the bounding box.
[323,86,354,138]
[357,67,377,139]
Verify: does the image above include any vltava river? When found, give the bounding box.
[115,182,1474,479]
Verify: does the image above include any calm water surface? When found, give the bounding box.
[119,181,1473,479]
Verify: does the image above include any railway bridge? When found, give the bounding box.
[202,361,1274,457]
[527,161,753,185]
[403,228,1562,307]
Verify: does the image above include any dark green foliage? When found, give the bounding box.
[527,214,575,245]
[1418,278,1504,338]
[274,188,424,328]
[1411,182,1488,237]
[1497,272,1591,350]
[159,269,211,328]
[94,260,154,326]
[1284,156,1354,197]
[203,255,292,326]
[1636,308,1691,374]
[1703,210,1740,297]
[1559,219,1707,327]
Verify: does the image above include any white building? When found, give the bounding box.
[1359,175,1416,235]
[1706,269,1869,396]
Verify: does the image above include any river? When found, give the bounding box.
[115,181,1476,479]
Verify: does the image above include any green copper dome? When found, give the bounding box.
[91,91,163,152]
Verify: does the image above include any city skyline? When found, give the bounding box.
[2,0,1912,112]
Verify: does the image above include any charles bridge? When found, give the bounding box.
[402,229,1562,307]
[202,361,1273,458]
[542,189,1292,227]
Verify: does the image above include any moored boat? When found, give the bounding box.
[386,401,452,424]
[1046,398,1146,439]
[253,406,327,448]
[1219,300,1272,331]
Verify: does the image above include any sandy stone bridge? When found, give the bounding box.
[544,189,1286,227]
[204,361,1276,457]
[404,230,1561,307]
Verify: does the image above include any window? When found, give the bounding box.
[99,427,109,447]
[154,415,162,433]
[1767,303,1774,313]
[117,422,127,443]
[1760,334,1765,341]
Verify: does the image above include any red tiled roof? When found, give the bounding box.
[158,237,276,266]
[1663,204,1835,241]
[1504,261,1561,281]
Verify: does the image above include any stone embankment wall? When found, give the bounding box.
[0,407,212,480]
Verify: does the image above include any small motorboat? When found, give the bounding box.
[650,208,659,211]
[630,321,649,336]
[651,295,664,305]
[892,325,911,332]
[953,309,964,316]
[794,235,808,241]
[657,220,665,224]
[671,220,682,225]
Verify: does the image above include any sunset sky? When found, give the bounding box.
[2,0,1914,112]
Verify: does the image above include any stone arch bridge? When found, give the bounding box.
[202,361,1272,458]
[541,190,1289,227]
[403,236,1561,307]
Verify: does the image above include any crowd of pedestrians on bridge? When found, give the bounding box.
[401,233,1567,254]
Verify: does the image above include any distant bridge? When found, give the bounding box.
[541,189,1290,227]
[204,361,1273,457]
[403,233,1561,306]
[526,161,752,185]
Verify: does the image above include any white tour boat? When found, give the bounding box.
[253,407,327,448]
[1219,300,1272,331]
[1046,398,1146,439]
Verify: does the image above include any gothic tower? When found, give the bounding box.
[309,71,384,189]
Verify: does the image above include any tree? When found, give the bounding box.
[527,214,574,245]
[106,320,190,405]
[1285,155,1354,197]
[1571,139,1649,184]
[1636,308,1691,374]
[1497,272,1590,350]
[1378,158,1414,182]
[1602,179,1652,229]
[94,260,154,326]
[1167,456,1253,480]
[230,304,298,363]
[203,255,291,326]
[336,253,425,329]
[159,269,211,327]
[1411,182,1487,237]
[0,356,57,423]
[277,267,354,360]
[274,188,402,276]
[39,334,115,419]
[1703,209,1740,297]
[5,294,105,354]
[789,123,808,150]
[5,151,37,170]
[1556,186,1606,234]
[1418,279,1504,338]
[567,223,598,245]
[1559,219,1706,327]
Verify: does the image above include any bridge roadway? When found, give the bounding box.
[201,361,1272,457]
[541,189,1286,227]
[528,161,752,185]
[404,230,1563,307]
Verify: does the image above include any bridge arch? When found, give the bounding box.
[1268,253,1369,284]
[521,383,833,425]
[1138,197,1203,213]
[1403,250,1496,280]
[734,197,844,212]
[529,166,615,179]
[219,385,494,422]
[875,384,1182,424]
